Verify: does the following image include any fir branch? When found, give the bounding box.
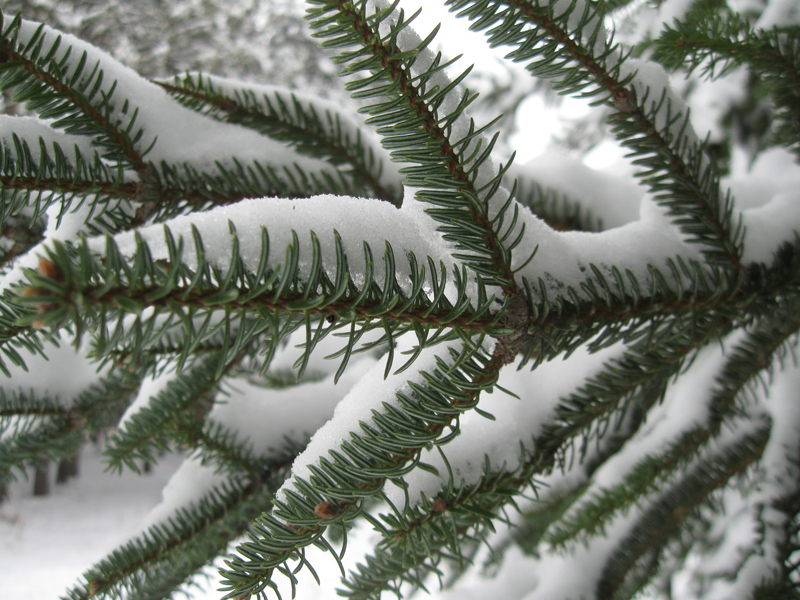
[0,13,149,171]
[157,74,402,205]
[14,230,508,378]
[0,119,135,231]
[653,12,800,153]
[219,341,505,598]
[522,288,800,555]
[151,158,362,221]
[652,12,798,82]
[755,480,800,599]
[1,3,798,599]
[342,452,534,598]
[0,135,289,234]
[307,0,521,294]
[0,407,83,481]
[545,421,739,549]
[342,330,699,600]
[447,0,745,271]
[0,13,360,233]
[520,257,741,366]
[104,352,229,473]
[0,366,142,480]
[595,418,771,599]
[538,345,684,468]
[343,356,658,600]
[0,291,55,376]
[176,418,263,477]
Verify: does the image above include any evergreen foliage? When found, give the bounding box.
[1,1,799,599]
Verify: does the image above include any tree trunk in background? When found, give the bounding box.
[33,460,49,496]
[56,453,80,483]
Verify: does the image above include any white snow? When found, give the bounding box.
[726,146,800,209]
[620,58,700,154]
[173,73,404,195]
[0,333,105,407]
[0,115,100,167]
[0,446,185,600]
[740,190,800,263]
[514,193,704,299]
[116,366,178,430]
[587,340,734,492]
[208,356,377,459]
[756,0,800,28]
[728,147,800,263]
[431,545,540,600]
[87,189,463,300]
[141,454,231,530]
[513,152,646,229]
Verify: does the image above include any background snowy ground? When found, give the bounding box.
[0,447,184,599]
[0,445,409,600]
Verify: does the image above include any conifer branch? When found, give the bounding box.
[520,258,741,365]
[0,14,149,171]
[308,0,521,294]
[595,419,771,598]
[0,295,51,375]
[0,366,143,480]
[448,0,745,272]
[104,352,235,473]
[653,12,800,152]
[757,484,800,598]
[343,452,535,598]
[13,227,512,382]
[156,76,401,205]
[173,419,264,477]
[219,341,510,598]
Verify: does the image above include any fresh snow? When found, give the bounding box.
[0,115,102,169]
[756,0,800,28]
[85,188,467,303]
[0,333,107,409]
[512,152,646,230]
[586,339,738,493]
[173,73,405,195]
[116,366,180,430]
[208,355,377,460]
